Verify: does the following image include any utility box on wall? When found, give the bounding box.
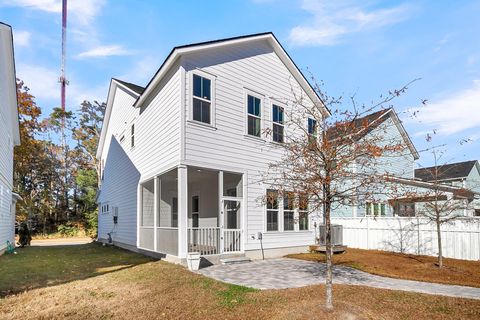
[113,207,118,224]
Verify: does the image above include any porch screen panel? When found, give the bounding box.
[141,182,155,226]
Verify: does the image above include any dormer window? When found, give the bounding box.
[192,74,211,124]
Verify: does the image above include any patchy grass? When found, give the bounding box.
[0,243,152,296]
[1,245,479,319]
[287,248,480,287]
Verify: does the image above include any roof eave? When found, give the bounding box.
[132,33,330,117]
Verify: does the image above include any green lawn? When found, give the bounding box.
[0,243,151,296]
[1,243,479,319]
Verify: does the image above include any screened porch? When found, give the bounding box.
[137,166,244,258]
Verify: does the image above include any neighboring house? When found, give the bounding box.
[97,33,330,263]
[415,160,480,216]
[328,108,479,218]
[329,108,420,218]
[0,22,21,255]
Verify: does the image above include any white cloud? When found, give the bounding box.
[289,0,412,46]
[13,30,31,47]
[117,56,161,85]
[16,63,107,108]
[76,45,133,58]
[16,63,59,101]
[413,80,480,135]
[1,0,104,26]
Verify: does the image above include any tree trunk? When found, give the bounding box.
[324,188,333,310]
[436,217,443,267]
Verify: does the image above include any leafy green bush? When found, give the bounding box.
[57,223,82,237]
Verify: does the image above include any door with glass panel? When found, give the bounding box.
[223,200,241,253]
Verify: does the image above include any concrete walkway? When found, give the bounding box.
[198,258,480,300]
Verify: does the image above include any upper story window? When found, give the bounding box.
[192,74,211,124]
[308,118,317,139]
[247,94,262,137]
[131,124,135,148]
[272,104,284,143]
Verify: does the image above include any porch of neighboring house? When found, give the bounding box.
[137,166,244,261]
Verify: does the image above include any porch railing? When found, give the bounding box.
[223,229,241,253]
[188,227,220,255]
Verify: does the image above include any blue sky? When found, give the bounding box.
[1,0,479,167]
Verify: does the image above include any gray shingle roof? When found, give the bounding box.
[415,160,478,181]
[113,78,144,95]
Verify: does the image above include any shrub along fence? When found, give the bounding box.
[331,217,480,261]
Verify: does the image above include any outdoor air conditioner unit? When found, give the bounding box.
[318,224,343,246]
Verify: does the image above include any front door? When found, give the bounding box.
[222,199,241,253]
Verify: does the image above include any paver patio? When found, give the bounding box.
[198,258,480,300]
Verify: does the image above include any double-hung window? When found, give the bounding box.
[266,189,279,231]
[298,195,309,230]
[272,104,284,143]
[308,118,317,139]
[366,202,387,217]
[283,192,295,231]
[247,94,262,137]
[192,74,211,124]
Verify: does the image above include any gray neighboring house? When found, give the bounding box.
[415,160,480,216]
[0,22,21,255]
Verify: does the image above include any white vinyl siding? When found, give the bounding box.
[182,40,316,250]
[98,64,182,246]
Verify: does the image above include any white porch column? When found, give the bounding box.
[136,183,143,248]
[154,176,160,252]
[218,170,224,254]
[177,165,188,258]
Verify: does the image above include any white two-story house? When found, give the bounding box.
[97,33,330,263]
[0,22,21,255]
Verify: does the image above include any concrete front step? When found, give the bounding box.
[220,256,252,265]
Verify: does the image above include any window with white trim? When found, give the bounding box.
[266,189,279,231]
[192,74,211,124]
[100,203,110,214]
[308,118,317,139]
[283,192,295,231]
[247,94,262,137]
[365,202,387,217]
[298,194,309,230]
[272,104,284,143]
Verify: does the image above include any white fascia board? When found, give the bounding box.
[1,23,20,145]
[96,79,142,159]
[133,33,330,117]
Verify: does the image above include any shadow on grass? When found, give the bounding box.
[0,242,154,297]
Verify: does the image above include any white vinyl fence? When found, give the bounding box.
[331,217,480,261]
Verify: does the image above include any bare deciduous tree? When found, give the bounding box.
[262,78,417,309]
[411,148,478,267]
